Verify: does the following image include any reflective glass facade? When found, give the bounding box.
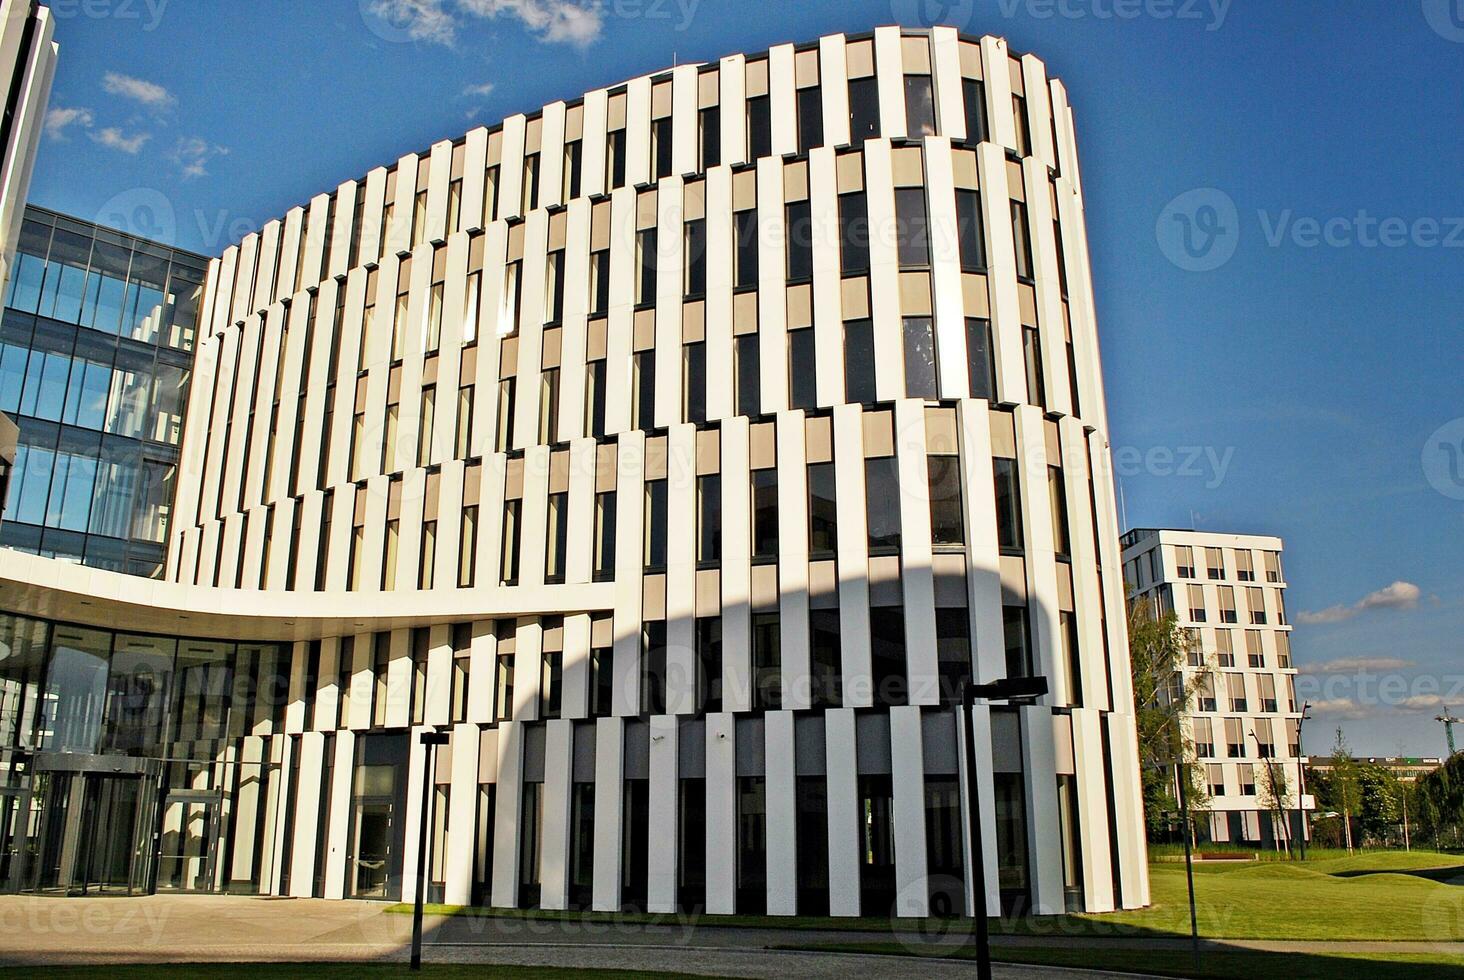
[0,206,206,576]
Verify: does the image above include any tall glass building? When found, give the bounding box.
[0,205,206,576]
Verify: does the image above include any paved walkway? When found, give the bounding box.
[2,893,1459,976]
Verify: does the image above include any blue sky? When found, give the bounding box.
[28,1,1464,756]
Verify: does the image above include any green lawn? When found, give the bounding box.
[779,944,1464,980]
[5,968,719,980]
[395,850,1464,943]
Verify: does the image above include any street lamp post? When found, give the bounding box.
[959,675,1049,980]
[1295,702,1310,860]
[411,730,452,972]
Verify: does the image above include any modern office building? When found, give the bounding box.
[0,1,57,289]
[0,205,208,575]
[1121,528,1312,846]
[0,27,1150,917]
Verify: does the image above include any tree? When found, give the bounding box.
[1316,728,1360,852]
[1256,756,1291,852]
[1128,596,1210,841]
[1357,764,1405,845]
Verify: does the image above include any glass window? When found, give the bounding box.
[652,117,674,179]
[584,358,607,437]
[962,78,988,145]
[684,220,707,297]
[636,229,657,307]
[865,457,901,552]
[500,499,521,585]
[838,191,869,275]
[797,85,823,153]
[843,318,876,405]
[1023,326,1046,408]
[895,187,929,268]
[929,456,964,547]
[903,316,937,399]
[641,621,667,715]
[643,479,667,570]
[905,74,936,137]
[697,617,722,712]
[785,200,813,281]
[1011,201,1034,281]
[545,491,568,583]
[589,250,611,315]
[734,210,759,289]
[751,612,780,710]
[936,608,972,705]
[809,608,841,708]
[698,105,720,170]
[683,342,706,424]
[735,334,760,417]
[746,95,771,160]
[593,490,616,581]
[808,461,837,556]
[848,77,880,142]
[632,350,655,430]
[966,318,995,401]
[697,474,721,564]
[751,469,778,561]
[957,189,986,271]
[1003,606,1032,677]
[1049,465,1071,558]
[787,329,817,410]
[994,457,1023,552]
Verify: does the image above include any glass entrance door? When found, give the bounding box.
[347,798,395,898]
[73,774,146,894]
[156,792,221,893]
[0,787,31,893]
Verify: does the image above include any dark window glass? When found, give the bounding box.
[870,606,907,706]
[683,342,706,423]
[905,74,936,137]
[808,461,837,556]
[810,608,841,708]
[643,479,667,570]
[751,468,778,560]
[895,187,929,268]
[928,456,964,547]
[565,140,583,200]
[590,250,611,314]
[1023,326,1046,408]
[849,77,880,142]
[785,200,813,281]
[636,228,657,307]
[1012,94,1031,155]
[653,117,674,179]
[994,457,1023,552]
[699,105,721,169]
[735,210,759,288]
[1049,465,1071,558]
[839,191,870,275]
[936,608,972,705]
[966,318,996,401]
[546,491,569,583]
[865,457,901,553]
[589,645,613,717]
[962,78,988,145]
[956,189,986,271]
[585,358,607,436]
[1003,606,1032,678]
[797,86,824,153]
[737,776,767,912]
[1011,201,1034,281]
[697,617,722,712]
[501,499,521,584]
[684,219,707,296]
[1061,611,1082,707]
[608,129,627,189]
[633,350,656,430]
[641,621,667,715]
[903,316,937,399]
[788,329,817,410]
[843,318,876,404]
[697,474,721,564]
[541,650,562,719]
[736,334,760,417]
[593,490,616,580]
[751,613,781,710]
[747,95,772,160]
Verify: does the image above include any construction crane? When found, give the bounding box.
[1437,707,1464,756]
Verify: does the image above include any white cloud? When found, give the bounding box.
[1298,581,1423,625]
[169,136,229,178]
[89,127,151,154]
[459,0,604,47]
[377,0,604,48]
[45,106,95,140]
[102,72,176,110]
[1308,698,1374,721]
[366,0,458,44]
[1301,656,1415,674]
[463,81,495,97]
